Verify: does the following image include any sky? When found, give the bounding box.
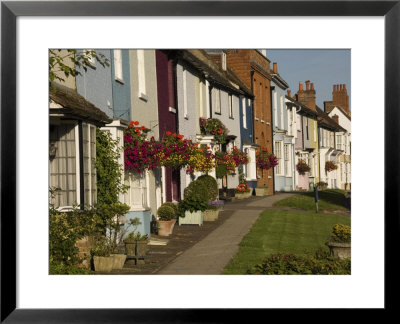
[265,49,351,111]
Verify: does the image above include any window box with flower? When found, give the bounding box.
[235,183,252,199]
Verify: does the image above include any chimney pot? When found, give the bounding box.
[305,80,310,90]
[273,62,278,73]
[343,84,347,90]
[299,82,303,91]
[311,83,314,90]
[287,90,291,97]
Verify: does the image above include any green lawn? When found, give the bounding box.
[273,189,349,211]
[222,209,350,274]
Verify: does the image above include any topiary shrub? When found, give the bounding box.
[161,202,178,217]
[157,205,176,221]
[196,175,218,201]
[179,180,208,214]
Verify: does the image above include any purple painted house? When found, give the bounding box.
[155,50,179,202]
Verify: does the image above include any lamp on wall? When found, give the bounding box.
[49,141,57,160]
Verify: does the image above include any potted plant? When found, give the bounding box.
[255,185,269,196]
[203,204,220,222]
[316,181,328,190]
[178,180,208,226]
[156,203,177,236]
[235,183,252,199]
[207,199,224,212]
[91,237,114,273]
[325,224,351,260]
[123,218,149,258]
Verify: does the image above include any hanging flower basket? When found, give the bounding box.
[215,151,236,178]
[256,148,278,170]
[186,144,215,174]
[230,146,249,166]
[199,118,229,144]
[296,159,311,175]
[124,121,162,173]
[325,160,338,173]
[159,132,192,169]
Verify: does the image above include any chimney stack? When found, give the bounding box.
[331,114,339,124]
[273,62,278,73]
[296,80,316,110]
[331,83,350,115]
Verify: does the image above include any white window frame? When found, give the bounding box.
[229,94,233,118]
[275,141,283,176]
[124,171,149,211]
[273,90,278,128]
[113,49,123,83]
[280,95,284,130]
[49,122,97,209]
[242,97,247,129]
[137,50,147,100]
[183,68,188,118]
[284,144,291,177]
[214,88,221,114]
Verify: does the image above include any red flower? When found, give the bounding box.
[134,121,140,126]
[166,131,172,136]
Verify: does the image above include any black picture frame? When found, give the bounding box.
[1,0,398,322]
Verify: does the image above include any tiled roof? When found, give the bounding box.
[177,50,254,98]
[49,82,112,125]
[316,106,346,132]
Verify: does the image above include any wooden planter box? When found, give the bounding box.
[93,255,114,273]
[255,187,268,196]
[203,209,219,221]
[235,190,252,199]
[326,241,351,260]
[179,210,203,226]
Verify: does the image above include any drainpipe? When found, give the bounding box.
[270,85,275,195]
[208,82,213,119]
[172,57,181,201]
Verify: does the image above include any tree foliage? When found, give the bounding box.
[49,49,110,83]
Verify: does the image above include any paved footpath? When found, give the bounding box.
[157,193,294,275]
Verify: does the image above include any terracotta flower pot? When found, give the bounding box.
[157,219,176,236]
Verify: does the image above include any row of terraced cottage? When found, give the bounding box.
[49,49,351,237]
